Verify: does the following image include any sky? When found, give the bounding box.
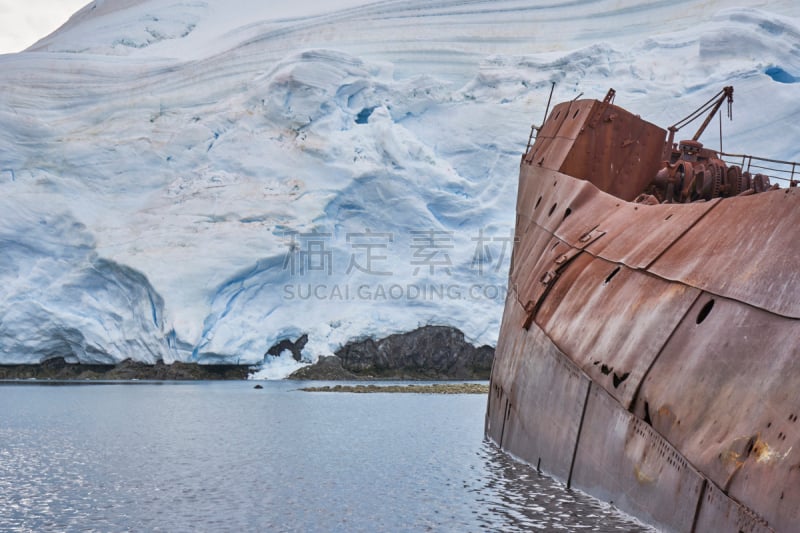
[0,0,88,54]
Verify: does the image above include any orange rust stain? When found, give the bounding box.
[751,436,787,464]
[634,464,655,484]
[720,449,744,469]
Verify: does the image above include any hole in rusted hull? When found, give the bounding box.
[535,196,542,209]
[604,266,620,284]
[696,299,715,324]
[744,435,756,457]
[548,203,557,217]
[612,372,630,388]
[564,207,572,219]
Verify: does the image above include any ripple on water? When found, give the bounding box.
[469,443,654,531]
[0,382,654,532]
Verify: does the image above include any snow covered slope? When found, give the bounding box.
[1,0,799,374]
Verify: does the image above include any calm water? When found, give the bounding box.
[0,381,653,532]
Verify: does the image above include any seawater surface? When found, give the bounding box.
[0,381,654,532]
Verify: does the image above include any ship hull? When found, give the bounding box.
[487,152,800,532]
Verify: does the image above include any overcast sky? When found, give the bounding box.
[0,0,89,54]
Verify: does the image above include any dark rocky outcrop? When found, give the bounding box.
[288,355,358,380]
[266,334,309,361]
[0,357,250,380]
[289,325,494,380]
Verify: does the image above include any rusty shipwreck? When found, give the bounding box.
[485,86,800,532]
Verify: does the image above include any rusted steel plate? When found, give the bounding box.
[485,379,507,446]
[579,199,719,270]
[488,297,590,481]
[571,384,705,533]
[487,294,542,445]
[512,233,608,333]
[485,296,519,445]
[543,176,623,245]
[487,295,528,394]
[508,214,560,292]
[513,234,565,317]
[510,167,583,294]
[633,293,800,532]
[518,165,721,276]
[558,101,666,202]
[535,254,700,409]
[524,100,596,171]
[511,167,614,317]
[693,482,773,533]
[537,99,592,141]
[526,98,666,202]
[513,234,586,318]
[516,165,604,237]
[650,187,800,318]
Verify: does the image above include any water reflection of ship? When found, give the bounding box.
[486,85,799,532]
[475,441,652,531]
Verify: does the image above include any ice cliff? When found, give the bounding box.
[1,0,799,374]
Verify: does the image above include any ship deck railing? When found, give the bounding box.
[720,151,800,186]
[525,125,799,187]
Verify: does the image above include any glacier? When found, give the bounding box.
[1,0,799,375]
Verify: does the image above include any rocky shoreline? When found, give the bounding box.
[0,326,494,381]
[0,357,250,381]
[287,326,494,380]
